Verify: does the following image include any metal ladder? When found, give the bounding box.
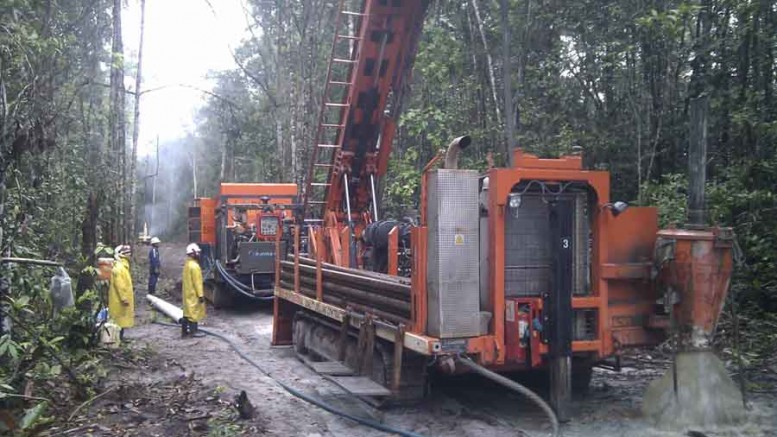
[302,0,372,223]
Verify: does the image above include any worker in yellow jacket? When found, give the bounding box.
[181,243,206,338]
[108,245,134,340]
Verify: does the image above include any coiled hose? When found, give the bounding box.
[456,355,560,437]
[214,260,275,301]
[153,321,424,437]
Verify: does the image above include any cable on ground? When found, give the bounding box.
[152,320,424,437]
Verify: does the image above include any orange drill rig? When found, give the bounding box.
[189,183,298,306]
[272,0,743,426]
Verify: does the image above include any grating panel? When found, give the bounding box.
[504,191,591,297]
[427,170,481,338]
[573,309,598,340]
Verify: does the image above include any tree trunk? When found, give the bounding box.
[109,0,126,243]
[128,0,146,242]
[470,0,502,125]
[501,0,514,166]
[192,151,199,198]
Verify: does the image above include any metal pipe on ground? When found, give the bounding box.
[147,294,183,323]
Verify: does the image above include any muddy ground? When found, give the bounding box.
[50,242,777,436]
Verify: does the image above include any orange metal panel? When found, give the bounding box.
[219,183,298,225]
[410,227,427,334]
[465,335,498,364]
[513,149,583,170]
[387,226,398,276]
[339,226,350,267]
[572,296,601,309]
[601,263,652,279]
[219,183,298,198]
[537,340,601,355]
[199,198,217,245]
[603,207,660,354]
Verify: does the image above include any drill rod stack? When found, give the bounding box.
[279,257,411,324]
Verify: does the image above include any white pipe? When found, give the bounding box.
[146,294,183,323]
[370,174,379,222]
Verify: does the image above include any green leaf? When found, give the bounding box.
[20,401,48,430]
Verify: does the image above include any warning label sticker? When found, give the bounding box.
[454,234,465,245]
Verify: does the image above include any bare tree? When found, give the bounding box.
[470,0,502,124]
[129,0,147,241]
[501,0,515,166]
[109,0,127,243]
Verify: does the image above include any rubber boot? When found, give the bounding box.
[191,321,205,338]
[181,318,190,338]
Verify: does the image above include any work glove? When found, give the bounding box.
[199,297,205,304]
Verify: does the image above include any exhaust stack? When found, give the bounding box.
[443,135,471,169]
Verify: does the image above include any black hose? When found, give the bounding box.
[153,321,423,437]
[214,260,274,301]
[456,355,560,437]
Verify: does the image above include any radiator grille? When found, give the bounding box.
[504,191,591,297]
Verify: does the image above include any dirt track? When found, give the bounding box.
[107,242,777,436]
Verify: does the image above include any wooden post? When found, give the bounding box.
[392,323,406,393]
[363,316,375,376]
[338,311,351,362]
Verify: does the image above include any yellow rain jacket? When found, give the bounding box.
[182,257,205,322]
[108,257,134,328]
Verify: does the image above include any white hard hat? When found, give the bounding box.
[150,237,161,245]
[186,243,201,255]
[114,245,131,258]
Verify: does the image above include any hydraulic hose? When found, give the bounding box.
[456,355,560,437]
[214,260,275,301]
[153,321,424,437]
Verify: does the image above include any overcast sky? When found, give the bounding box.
[123,0,250,157]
